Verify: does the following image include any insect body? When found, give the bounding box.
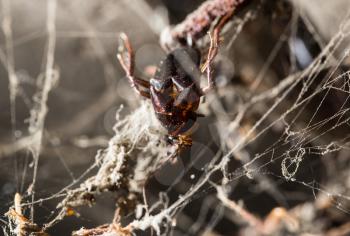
[116,21,225,150]
[149,47,203,146]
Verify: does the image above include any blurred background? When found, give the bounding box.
[1,0,350,235]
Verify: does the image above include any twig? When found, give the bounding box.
[72,209,132,236]
[216,186,299,234]
[1,0,18,130]
[5,193,49,236]
[326,222,350,236]
[215,186,263,228]
[161,0,249,48]
[28,0,57,220]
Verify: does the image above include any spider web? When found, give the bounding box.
[1,0,350,235]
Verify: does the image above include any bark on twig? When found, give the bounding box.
[161,0,250,49]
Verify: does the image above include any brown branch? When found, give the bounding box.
[72,209,132,236]
[161,0,250,49]
[5,193,49,236]
[326,222,350,236]
[216,186,299,234]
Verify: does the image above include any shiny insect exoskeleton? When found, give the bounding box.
[117,23,224,150]
[149,46,204,146]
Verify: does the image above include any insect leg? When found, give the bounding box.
[117,33,151,98]
[201,11,233,94]
[200,32,218,94]
[131,76,151,98]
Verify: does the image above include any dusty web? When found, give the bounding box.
[1,0,350,235]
